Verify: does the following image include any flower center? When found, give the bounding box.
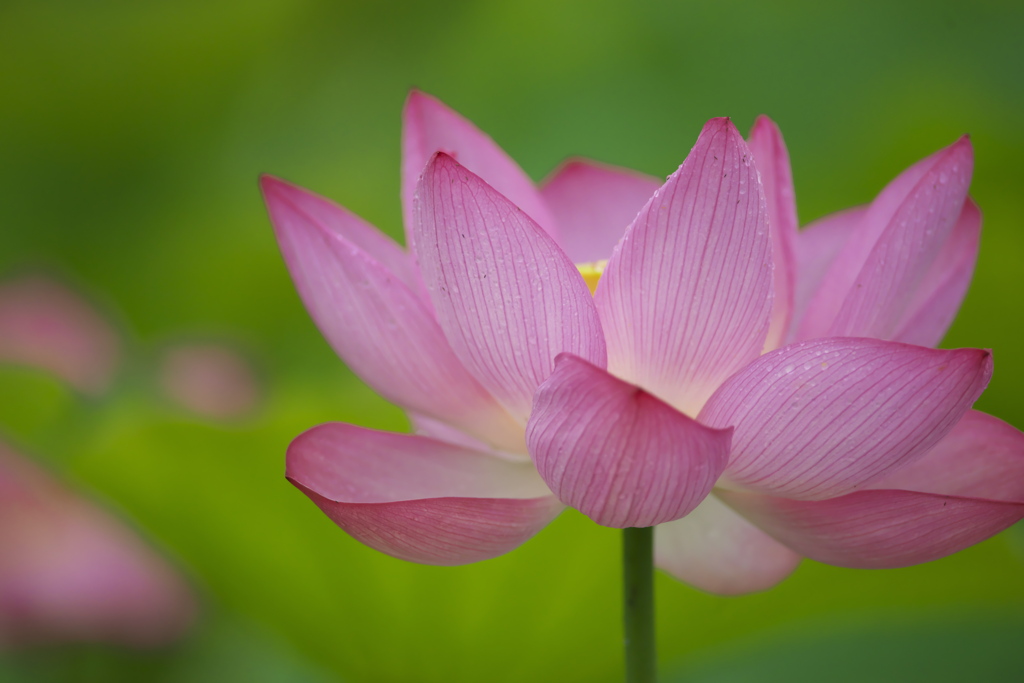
[576,260,608,295]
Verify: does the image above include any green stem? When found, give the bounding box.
[623,526,656,682]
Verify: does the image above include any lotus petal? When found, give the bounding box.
[654,494,800,594]
[748,116,799,351]
[799,138,973,340]
[286,424,562,565]
[701,338,992,499]
[892,200,981,347]
[263,175,523,451]
[402,91,559,252]
[790,206,867,340]
[414,153,605,422]
[526,354,731,528]
[540,158,661,264]
[718,487,1024,569]
[596,118,773,416]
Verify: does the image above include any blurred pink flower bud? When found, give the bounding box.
[0,443,197,649]
[0,275,120,394]
[159,343,261,420]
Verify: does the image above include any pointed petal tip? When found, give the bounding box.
[976,347,994,374]
[541,157,596,182]
[703,116,735,131]
[403,91,470,134]
[697,117,747,147]
[750,114,780,134]
[258,175,311,208]
[940,135,974,166]
[404,88,437,112]
[258,173,286,196]
[424,150,459,174]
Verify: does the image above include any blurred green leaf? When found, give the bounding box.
[0,613,337,683]
[665,611,1024,683]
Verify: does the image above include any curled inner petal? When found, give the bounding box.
[527,354,731,528]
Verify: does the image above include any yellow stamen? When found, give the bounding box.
[576,260,609,295]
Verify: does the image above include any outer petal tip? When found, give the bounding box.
[404,88,439,112]
[257,172,279,191]
[749,115,783,141]
[953,133,973,150]
[428,149,458,171]
[702,116,739,137]
[258,174,298,206]
[943,135,975,172]
[403,92,561,249]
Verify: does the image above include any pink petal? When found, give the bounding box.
[799,145,951,333]
[799,138,974,340]
[869,410,1024,501]
[260,176,423,296]
[286,424,562,565]
[414,153,606,422]
[539,158,661,264]
[402,91,560,252]
[596,118,774,416]
[718,407,1024,569]
[525,354,731,528]
[790,206,867,341]
[407,413,495,452]
[654,494,801,595]
[718,487,1024,569]
[892,199,982,347]
[747,116,799,352]
[0,276,120,395]
[700,338,993,500]
[262,175,524,452]
[0,445,196,648]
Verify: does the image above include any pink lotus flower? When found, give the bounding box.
[263,92,1024,594]
[0,442,196,648]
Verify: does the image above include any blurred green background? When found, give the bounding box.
[2,0,1024,680]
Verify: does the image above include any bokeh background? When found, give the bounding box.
[2,0,1024,680]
